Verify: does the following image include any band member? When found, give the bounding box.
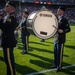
[51,6,71,72]
[0,1,18,75]
[16,10,30,54]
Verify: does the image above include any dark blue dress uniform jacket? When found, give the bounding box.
[21,19,30,36]
[57,16,71,43]
[0,13,18,48]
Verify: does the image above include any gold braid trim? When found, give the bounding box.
[59,44,64,68]
[7,48,14,75]
[26,36,28,52]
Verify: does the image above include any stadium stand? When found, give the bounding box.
[0,0,75,23]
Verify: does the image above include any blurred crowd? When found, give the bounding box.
[17,4,75,23]
[0,1,75,23]
[21,0,75,4]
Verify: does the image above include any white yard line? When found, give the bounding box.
[0,48,2,50]
[26,64,75,75]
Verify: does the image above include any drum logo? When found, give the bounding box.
[40,13,52,17]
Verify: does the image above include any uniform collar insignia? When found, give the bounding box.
[7,18,11,22]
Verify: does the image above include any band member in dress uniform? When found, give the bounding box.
[0,1,18,75]
[16,10,30,54]
[51,6,71,72]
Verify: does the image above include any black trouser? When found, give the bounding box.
[54,42,64,68]
[3,47,16,75]
[21,35,29,53]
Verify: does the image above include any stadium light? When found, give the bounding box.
[47,2,51,5]
[44,2,46,4]
[35,1,39,4]
[40,1,43,4]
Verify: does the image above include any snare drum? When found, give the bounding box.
[27,10,58,39]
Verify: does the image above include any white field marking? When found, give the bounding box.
[26,64,75,75]
[0,48,2,50]
[67,38,75,41]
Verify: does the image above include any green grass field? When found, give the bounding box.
[0,24,75,75]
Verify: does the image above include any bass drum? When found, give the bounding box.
[27,10,58,39]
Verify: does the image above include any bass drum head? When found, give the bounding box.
[32,10,58,39]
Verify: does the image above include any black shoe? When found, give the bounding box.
[21,51,28,54]
[21,52,25,54]
[25,52,28,54]
[56,67,61,72]
[51,65,57,69]
[41,39,45,42]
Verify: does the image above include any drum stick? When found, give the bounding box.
[53,25,58,29]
